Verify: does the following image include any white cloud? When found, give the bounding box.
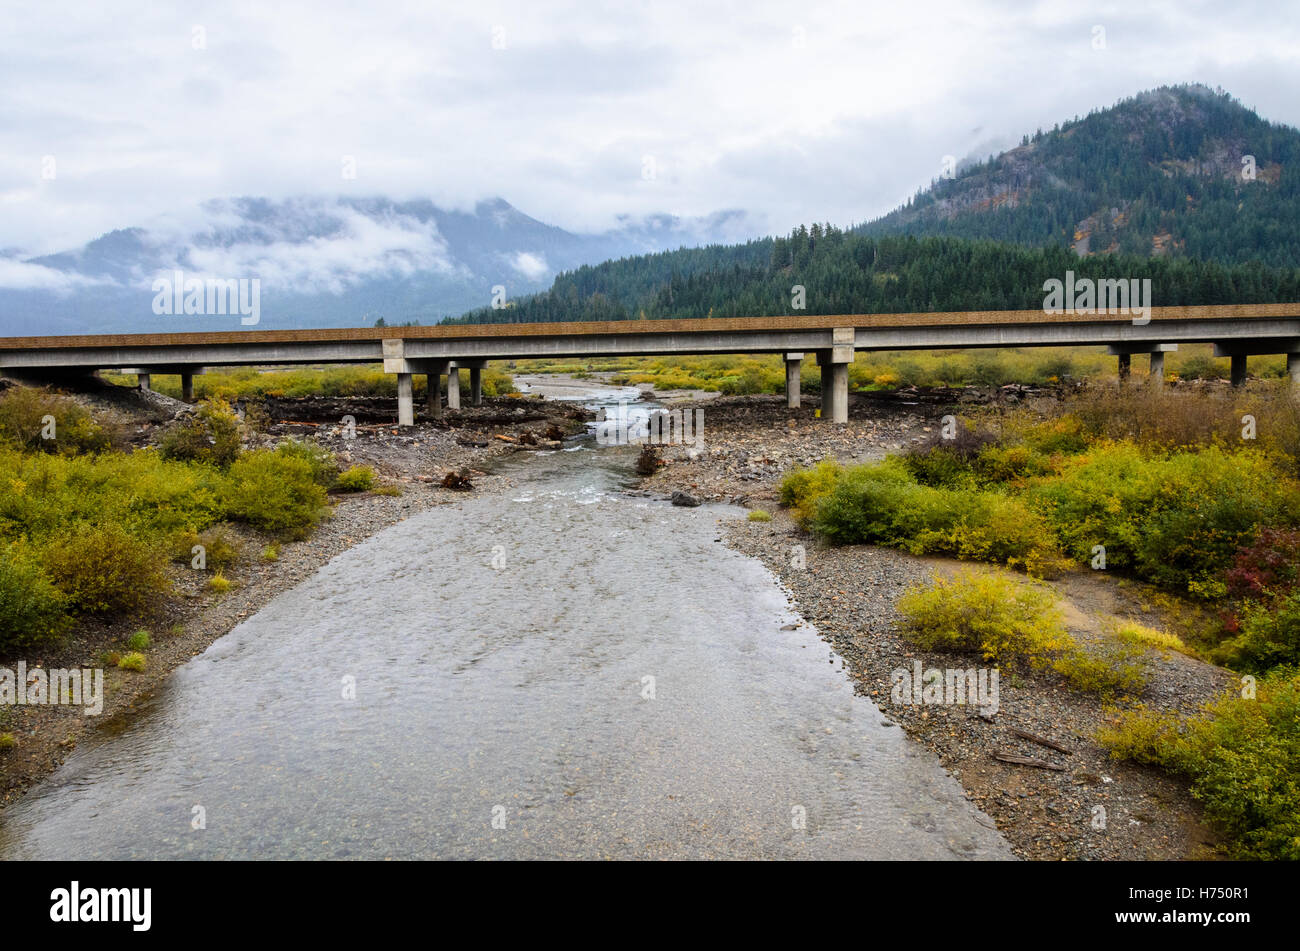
[0,257,116,292]
[0,0,1298,255]
[510,251,549,280]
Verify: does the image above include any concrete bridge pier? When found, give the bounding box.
[1108,344,1175,388]
[181,372,195,402]
[815,330,854,424]
[137,372,151,391]
[1148,352,1165,388]
[1289,353,1300,390]
[446,362,461,409]
[470,367,482,406]
[1231,354,1248,387]
[784,353,803,409]
[396,373,415,426]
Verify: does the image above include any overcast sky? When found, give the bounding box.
[3,0,1299,256]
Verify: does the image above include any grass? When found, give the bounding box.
[747,509,772,522]
[116,652,146,672]
[207,573,234,593]
[126,629,152,651]
[103,364,516,402]
[512,343,1289,395]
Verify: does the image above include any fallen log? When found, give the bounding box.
[991,751,1066,771]
[1010,727,1074,755]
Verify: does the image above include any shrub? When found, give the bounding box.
[0,387,110,455]
[261,543,280,561]
[1098,670,1300,860]
[1052,642,1149,697]
[896,570,1069,664]
[1213,592,1300,671]
[0,733,15,751]
[747,509,772,522]
[1224,527,1300,600]
[158,398,242,467]
[1113,621,1187,654]
[0,543,70,653]
[42,524,168,615]
[334,465,376,492]
[172,525,242,570]
[127,629,151,650]
[273,440,339,488]
[1030,443,1300,594]
[117,652,146,672]
[812,462,1064,573]
[207,572,234,593]
[224,449,329,539]
[778,459,843,527]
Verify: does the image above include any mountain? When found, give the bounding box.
[858,85,1300,268]
[449,84,1300,326]
[0,197,760,335]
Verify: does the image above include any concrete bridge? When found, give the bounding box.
[2,303,1298,424]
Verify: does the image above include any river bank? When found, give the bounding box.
[0,382,594,804]
[640,390,1230,860]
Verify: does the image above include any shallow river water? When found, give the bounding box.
[0,393,1012,860]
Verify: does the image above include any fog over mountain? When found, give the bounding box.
[0,197,760,334]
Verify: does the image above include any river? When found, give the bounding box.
[0,387,1012,860]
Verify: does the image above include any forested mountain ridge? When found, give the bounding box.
[448,85,1300,326]
[859,85,1300,267]
[447,229,1300,324]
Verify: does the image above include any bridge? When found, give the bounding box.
[2,303,1298,424]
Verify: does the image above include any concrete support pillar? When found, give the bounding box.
[784,353,803,409]
[181,372,195,402]
[397,372,414,426]
[137,373,151,391]
[426,373,442,418]
[818,353,832,415]
[1288,353,1300,391]
[1231,354,1248,387]
[1148,352,1164,388]
[830,363,849,424]
[470,367,483,406]
[446,364,461,410]
[1117,353,1130,383]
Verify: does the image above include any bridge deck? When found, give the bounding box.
[3,303,1300,351]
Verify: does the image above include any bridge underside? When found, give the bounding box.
[2,306,1298,426]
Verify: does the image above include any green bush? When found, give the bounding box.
[811,461,1063,573]
[171,525,242,570]
[158,398,242,467]
[0,387,110,455]
[334,465,375,492]
[273,440,339,488]
[1030,444,1300,594]
[778,459,843,527]
[42,524,168,615]
[117,652,146,672]
[224,449,329,539]
[1098,670,1300,860]
[1052,642,1149,697]
[896,570,1070,664]
[1214,592,1300,671]
[0,543,70,653]
[127,629,152,650]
